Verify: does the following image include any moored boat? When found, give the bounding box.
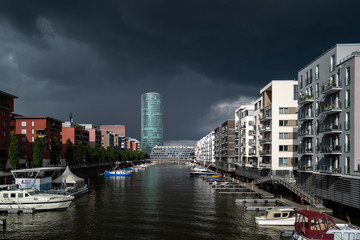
[290,210,360,240]
[0,185,74,211]
[104,170,131,176]
[255,208,295,226]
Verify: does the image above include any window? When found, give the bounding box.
[21,144,26,150]
[21,121,27,127]
[345,90,350,108]
[315,65,319,80]
[345,67,350,86]
[300,76,303,89]
[21,136,26,142]
[345,134,350,152]
[2,130,6,137]
[345,112,350,130]
[2,110,6,117]
[18,193,23,198]
[2,120,6,127]
[330,54,335,72]
[21,129,27,134]
[315,102,319,117]
[309,69,313,84]
[279,108,289,114]
[31,121,34,127]
[2,140,6,148]
[279,120,289,126]
[10,193,16,198]
[293,85,298,100]
[279,158,289,167]
[279,145,288,151]
[345,157,350,174]
[3,193,8,198]
[315,83,319,98]
[279,133,289,139]
[31,129,34,134]
[306,71,309,85]
[31,136,34,142]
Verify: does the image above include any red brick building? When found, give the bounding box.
[0,90,18,163]
[61,122,89,148]
[14,116,63,160]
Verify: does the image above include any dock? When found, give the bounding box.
[235,198,279,204]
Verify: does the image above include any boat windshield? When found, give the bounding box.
[27,190,40,196]
[13,171,38,178]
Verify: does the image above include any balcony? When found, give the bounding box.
[248,149,256,155]
[240,124,246,129]
[298,95,314,105]
[298,129,314,138]
[234,144,239,149]
[320,123,342,135]
[298,147,314,155]
[260,126,272,133]
[259,150,271,156]
[259,138,272,144]
[321,80,342,95]
[320,145,342,155]
[249,130,256,136]
[0,101,10,109]
[315,165,342,174]
[298,164,314,171]
[260,113,272,122]
[298,111,314,121]
[248,121,255,126]
[259,163,271,168]
[320,103,342,115]
[248,140,256,146]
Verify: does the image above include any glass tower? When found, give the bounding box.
[141,92,163,154]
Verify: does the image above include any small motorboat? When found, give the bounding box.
[104,170,131,176]
[203,175,222,179]
[0,185,74,211]
[255,208,295,226]
[290,210,360,240]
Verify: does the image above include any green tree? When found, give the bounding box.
[106,146,111,161]
[93,143,100,163]
[75,142,84,164]
[8,132,20,168]
[118,149,123,161]
[100,146,106,162]
[85,143,93,163]
[138,151,145,160]
[33,137,44,166]
[65,139,74,165]
[50,137,61,165]
[110,148,116,161]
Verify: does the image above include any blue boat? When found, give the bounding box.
[123,168,137,172]
[104,170,131,176]
[207,178,222,181]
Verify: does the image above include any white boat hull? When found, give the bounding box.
[255,216,295,226]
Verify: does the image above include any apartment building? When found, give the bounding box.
[62,122,89,147]
[214,120,235,173]
[258,80,299,176]
[80,124,101,148]
[235,105,255,166]
[0,90,17,167]
[195,131,215,165]
[150,146,194,160]
[99,125,125,137]
[296,44,360,209]
[101,130,115,148]
[14,116,63,161]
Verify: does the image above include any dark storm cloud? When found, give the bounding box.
[0,0,360,143]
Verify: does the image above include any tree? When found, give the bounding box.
[138,151,145,160]
[93,143,100,163]
[118,149,123,161]
[110,148,116,161]
[85,143,93,163]
[106,146,111,161]
[100,146,106,162]
[75,142,84,164]
[65,139,74,165]
[50,137,61,165]
[8,132,20,168]
[33,137,44,166]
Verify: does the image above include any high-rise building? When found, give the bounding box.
[141,92,163,154]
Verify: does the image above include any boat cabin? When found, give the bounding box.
[264,208,295,220]
[11,167,65,190]
[294,210,338,240]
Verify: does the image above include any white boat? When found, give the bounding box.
[0,185,74,211]
[255,208,295,226]
[290,210,360,240]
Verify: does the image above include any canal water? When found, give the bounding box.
[0,164,288,240]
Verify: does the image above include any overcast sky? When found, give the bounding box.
[1,0,360,145]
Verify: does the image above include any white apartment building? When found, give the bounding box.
[235,105,255,166]
[259,80,298,176]
[195,131,215,165]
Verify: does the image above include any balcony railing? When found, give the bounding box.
[320,145,341,154]
[248,121,255,126]
[298,95,314,105]
[259,150,271,156]
[320,123,342,134]
[259,163,271,168]
[249,140,256,145]
[249,130,256,136]
[298,147,314,155]
[298,129,314,137]
[298,111,314,121]
[260,126,271,132]
[259,138,272,144]
[320,102,342,115]
[321,80,342,95]
[316,165,341,174]
[298,165,314,171]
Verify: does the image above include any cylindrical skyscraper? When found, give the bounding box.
[141,92,163,155]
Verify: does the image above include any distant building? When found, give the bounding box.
[150,146,194,159]
[141,92,163,154]
[99,125,125,137]
[80,124,101,148]
[62,121,89,147]
[214,120,236,173]
[0,90,17,166]
[101,130,115,148]
[14,116,63,161]
[195,131,215,165]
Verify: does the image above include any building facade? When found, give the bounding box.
[62,122,89,147]
[195,131,215,165]
[80,124,101,148]
[214,120,235,173]
[0,90,17,166]
[99,125,125,138]
[14,116,63,161]
[296,44,360,209]
[150,146,194,159]
[141,92,163,154]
